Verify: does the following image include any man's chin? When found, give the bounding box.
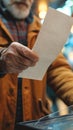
[9,11,29,20]
[6,6,30,20]
[13,15,28,20]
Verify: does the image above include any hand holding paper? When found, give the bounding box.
[18,7,73,80]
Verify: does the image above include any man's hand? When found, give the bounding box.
[1,42,39,73]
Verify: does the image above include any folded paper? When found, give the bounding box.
[18,7,73,80]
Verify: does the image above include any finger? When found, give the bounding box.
[16,43,39,62]
[6,63,28,73]
[5,51,35,68]
[38,99,50,115]
[11,54,37,67]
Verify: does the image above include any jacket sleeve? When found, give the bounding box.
[47,52,73,105]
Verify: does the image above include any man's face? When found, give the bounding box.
[2,0,33,19]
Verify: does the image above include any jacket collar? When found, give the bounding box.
[0,19,14,42]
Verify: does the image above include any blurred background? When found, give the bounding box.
[33,0,73,23]
[33,0,73,115]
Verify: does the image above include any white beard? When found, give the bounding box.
[2,0,33,19]
[6,5,30,19]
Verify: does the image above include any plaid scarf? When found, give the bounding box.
[0,14,28,46]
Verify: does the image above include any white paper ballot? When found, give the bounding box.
[18,7,73,80]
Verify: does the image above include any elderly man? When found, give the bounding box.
[1,0,73,130]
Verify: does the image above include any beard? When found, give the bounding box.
[2,0,33,19]
[6,5,30,19]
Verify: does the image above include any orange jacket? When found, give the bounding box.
[0,16,51,130]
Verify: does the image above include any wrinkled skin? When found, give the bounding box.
[1,42,39,73]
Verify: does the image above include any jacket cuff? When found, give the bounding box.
[0,48,6,77]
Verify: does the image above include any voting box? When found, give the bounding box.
[16,105,73,130]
